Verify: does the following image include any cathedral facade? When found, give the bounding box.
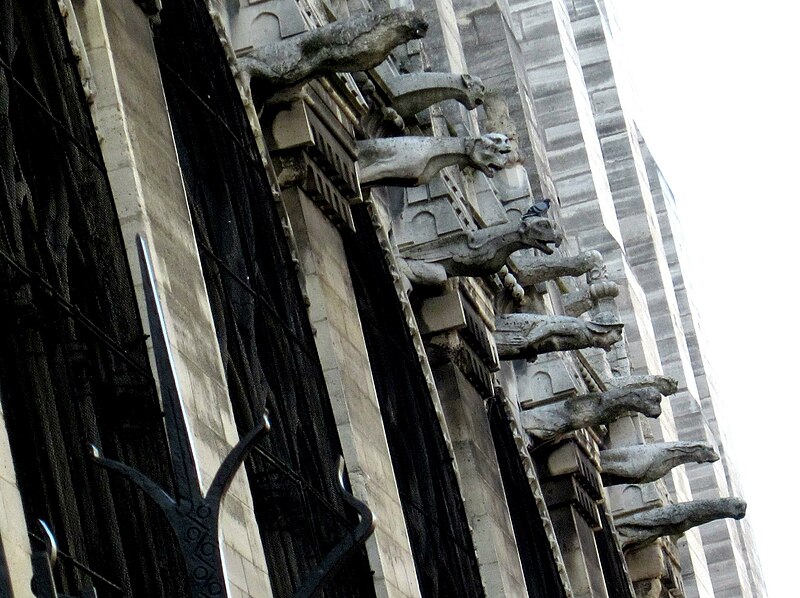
[0,1,765,596]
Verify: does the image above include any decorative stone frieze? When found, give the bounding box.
[399,216,562,286]
[494,312,623,361]
[514,250,604,286]
[520,375,673,441]
[386,72,485,118]
[600,441,719,486]
[356,133,515,187]
[615,498,747,549]
[239,9,428,94]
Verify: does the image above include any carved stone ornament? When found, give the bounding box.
[514,250,603,286]
[562,280,620,317]
[386,72,486,118]
[399,216,562,286]
[494,311,623,361]
[356,133,514,187]
[239,9,428,93]
[600,441,719,486]
[521,375,674,441]
[615,498,747,549]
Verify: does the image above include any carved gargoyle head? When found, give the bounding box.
[373,8,429,47]
[621,387,663,418]
[652,376,679,396]
[461,74,486,108]
[519,217,563,255]
[679,442,720,464]
[466,133,513,176]
[585,311,624,350]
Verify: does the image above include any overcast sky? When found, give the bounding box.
[605,1,799,595]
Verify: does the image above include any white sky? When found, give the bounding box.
[605,1,800,595]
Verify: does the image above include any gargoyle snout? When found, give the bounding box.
[410,15,429,38]
[633,387,663,418]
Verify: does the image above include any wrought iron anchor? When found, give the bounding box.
[89,235,270,597]
[31,520,97,598]
[294,456,375,598]
[88,235,374,597]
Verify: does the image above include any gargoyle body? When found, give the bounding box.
[514,250,603,286]
[494,312,623,360]
[387,73,485,117]
[521,375,674,441]
[400,217,562,285]
[601,441,719,486]
[615,498,747,549]
[356,133,513,187]
[240,9,427,93]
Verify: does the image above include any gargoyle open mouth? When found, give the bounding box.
[533,240,558,255]
[533,232,562,255]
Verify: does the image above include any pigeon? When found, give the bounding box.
[522,198,551,219]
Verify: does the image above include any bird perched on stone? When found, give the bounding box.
[523,198,551,219]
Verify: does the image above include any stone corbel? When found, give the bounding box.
[562,279,620,317]
[399,216,562,286]
[600,441,719,486]
[514,250,604,287]
[239,9,428,96]
[356,133,515,187]
[386,72,486,118]
[520,375,674,441]
[614,498,747,549]
[494,312,623,361]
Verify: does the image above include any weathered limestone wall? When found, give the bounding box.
[0,403,32,593]
[283,189,421,598]
[433,364,528,597]
[550,507,609,598]
[509,0,622,250]
[74,1,273,595]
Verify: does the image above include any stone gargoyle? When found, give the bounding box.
[600,441,719,486]
[386,73,486,118]
[399,217,562,286]
[494,312,623,361]
[239,9,428,95]
[521,375,674,441]
[615,498,747,549]
[356,133,514,187]
[514,250,604,286]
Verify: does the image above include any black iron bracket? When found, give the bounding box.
[89,235,269,598]
[31,521,97,598]
[293,457,375,598]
